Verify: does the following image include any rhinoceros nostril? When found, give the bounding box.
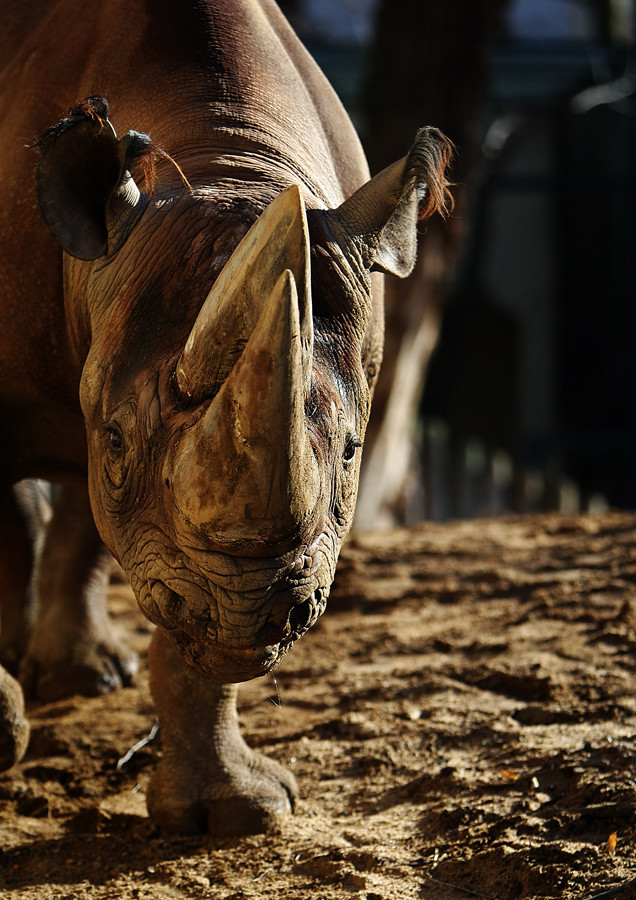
[262,644,278,661]
[150,581,188,622]
[288,597,314,634]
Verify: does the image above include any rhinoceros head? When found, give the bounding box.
[35,98,452,682]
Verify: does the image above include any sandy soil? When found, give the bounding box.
[0,512,635,900]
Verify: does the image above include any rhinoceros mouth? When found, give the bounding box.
[171,631,286,683]
[144,579,327,681]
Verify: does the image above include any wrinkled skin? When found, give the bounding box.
[75,186,370,683]
[0,0,451,834]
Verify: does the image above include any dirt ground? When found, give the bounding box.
[0,512,635,900]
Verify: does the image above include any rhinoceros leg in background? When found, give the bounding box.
[19,481,138,702]
[0,663,29,771]
[147,629,297,836]
[0,482,40,673]
[0,484,34,769]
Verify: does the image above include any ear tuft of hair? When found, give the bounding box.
[405,126,455,220]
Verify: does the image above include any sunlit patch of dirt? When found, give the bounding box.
[1,513,635,899]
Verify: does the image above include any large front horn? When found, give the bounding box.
[175,184,313,404]
[170,264,320,547]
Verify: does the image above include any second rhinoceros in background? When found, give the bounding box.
[0,0,452,835]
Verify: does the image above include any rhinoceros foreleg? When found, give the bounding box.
[147,628,297,836]
[0,663,29,771]
[19,481,137,701]
[0,481,42,672]
[0,483,43,770]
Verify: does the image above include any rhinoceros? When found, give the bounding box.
[0,0,451,834]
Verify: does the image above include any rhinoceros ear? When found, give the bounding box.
[35,97,151,260]
[326,127,453,278]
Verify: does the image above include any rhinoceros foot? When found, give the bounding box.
[148,628,296,835]
[19,631,138,702]
[11,481,138,701]
[0,664,30,771]
[147,742,297,836]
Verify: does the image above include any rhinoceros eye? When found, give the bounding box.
[104,423,130,493]
[343,435,361,464]
[107,425,124,453]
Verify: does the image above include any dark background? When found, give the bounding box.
[282,0,636,519]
